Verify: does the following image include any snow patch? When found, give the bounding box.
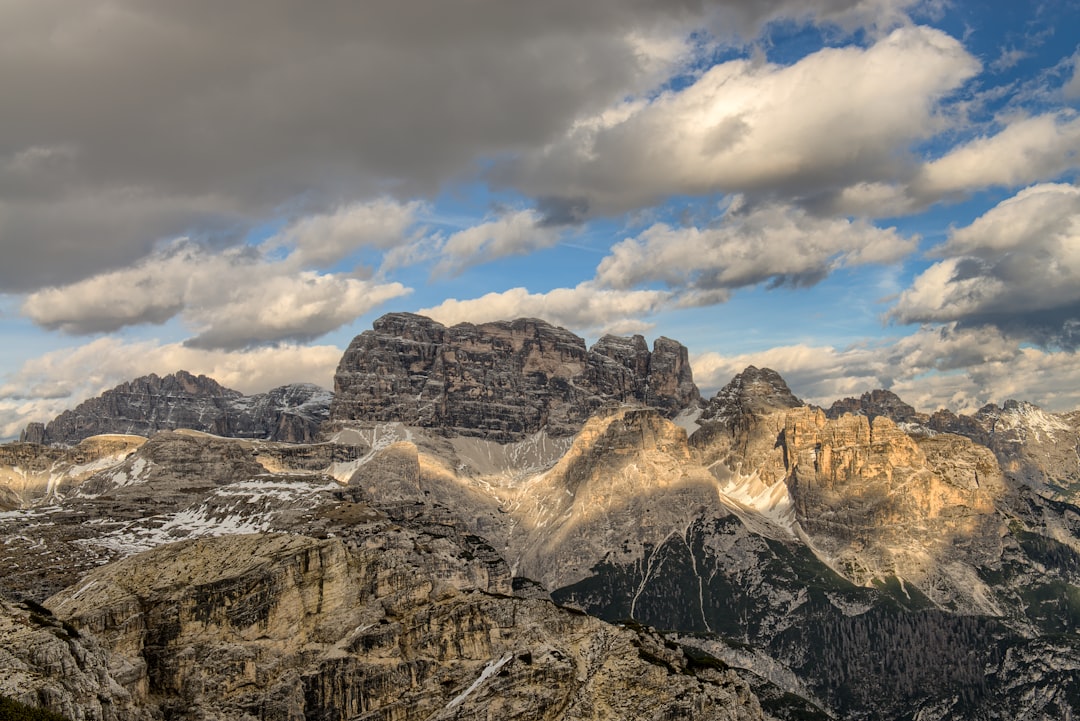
[446,654,513,710]
[672,407,703,437]
[75,477,339,557]
[716,470,796,536]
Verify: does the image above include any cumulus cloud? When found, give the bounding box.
[500,25,979,212]
[273,199,424,269]
[890,183,1080,347]
[596,201,916,292]
[0,338,343,439]
[21,199,420,348]
[419,283,671,336]
[11,0,894,292]
[912,112,1080,200]
[432,210,562,276]
[826,111,1080,216]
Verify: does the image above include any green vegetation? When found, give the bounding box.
[0,695,72,721]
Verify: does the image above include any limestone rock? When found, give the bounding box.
[782,408,1006,608]
[329,313,700,441]
[510,407,716,591]
[930,400,1080,501]
[31,371,331,446]
[826,389,928,426]
[19,422,47,445]
[0,596,146,721]
[41,533,766,721]
[0,434,145,507]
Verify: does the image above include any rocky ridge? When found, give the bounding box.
[9,510,769,720]
[3,315,1080,720]
[329,313,700,442]
[25,371,331,446]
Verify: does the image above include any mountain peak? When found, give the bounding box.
[330,314,700,441]
[826,389,925,425]
[29,372,330,446]
[701,366,802,423]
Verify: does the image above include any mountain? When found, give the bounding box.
[22,370,332,446]
[329,312,700,441]
[3,313,1080,720]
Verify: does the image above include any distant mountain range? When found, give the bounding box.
[3,312,1079,720]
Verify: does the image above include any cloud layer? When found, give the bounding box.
[500,25,979,212]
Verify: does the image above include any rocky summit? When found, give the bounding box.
[329,312,700,441]
[24,370,332,446]
[3,313,1080,721]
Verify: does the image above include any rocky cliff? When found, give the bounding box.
[32,530,767,721]
[0,434,145,508]
[30,371,331,446]
[329,313,700,441]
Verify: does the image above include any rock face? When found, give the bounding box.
[32,371,331,446]
[38,532,766,721]
[329,313,700,441]
[0,434,145,508]
[826,389,927,426]
[6,332,1080,721]
[782,408,1005,607]
[0,596,145,721]
[930,400,1080,502]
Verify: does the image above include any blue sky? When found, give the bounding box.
[2,0,1080,438]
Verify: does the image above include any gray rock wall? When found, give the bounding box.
[330,313,700,441]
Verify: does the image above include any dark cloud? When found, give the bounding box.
[0,0,922,293]
[535,196,591,227]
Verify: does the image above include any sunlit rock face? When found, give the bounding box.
[930,400,1080,503]
[37,532,767,721]
[826,389,928,426]
[4,316,1080,721]
[329,312,700,442]
[782,408,1006,611]
[0,434,145,508]
[29,370,331,446]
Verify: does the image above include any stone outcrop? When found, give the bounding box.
[0,596,146,721]
[826,389,928,426]
[38,532,766,721]
[782,408,1006,607]
[690,366,803,482]
[511,407,716,591]
[930,400,1080,502]
[329,313,700,441]
[0,434,145,508]
[18,422,47,445]
[30,371,331,446]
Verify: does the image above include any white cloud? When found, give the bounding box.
[183,271,410,350]
[913,112,1080,199]
[1064,53,1080,100]
[419,283,671,336]
[0,338,343,439]
[502,25,979,212]
[2,0,793,291]
[692,322,1080,414]
[273,198,424,269]
[595,201,917,292]
[890,183,1080,345]
[432,210,562,276]
[22,233,411,349]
